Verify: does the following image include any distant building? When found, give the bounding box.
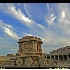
[50,46,70,60]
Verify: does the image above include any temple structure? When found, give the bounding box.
[50,46,70,60]
[17,36,42,55]
[0,36,50,68]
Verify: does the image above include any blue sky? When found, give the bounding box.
[0,3,70,55]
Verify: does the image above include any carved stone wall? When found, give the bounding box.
[18,36,43,53]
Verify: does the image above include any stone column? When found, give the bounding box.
[31,41,33,49]
[50,55,51,59]
[62,55,64,60]
[54,55,56,60]
[32,41,35,50]
[36,43,38,51]
[58,55,59,60]
[27,41,29,48]
[36,42,38,51]
[67,54,69,60]
[38,43,41,52]
[33,41,37,51]
[36,42,39,52]
[39,43,42,52]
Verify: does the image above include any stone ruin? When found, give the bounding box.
[0,36,50,68]
[15,36,48,67]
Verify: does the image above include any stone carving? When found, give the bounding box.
[16,58,23,66]
[31,61,39,67]
[32,56,38,61]
[25,57,33,66]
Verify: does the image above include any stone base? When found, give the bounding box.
[0,55,51,67]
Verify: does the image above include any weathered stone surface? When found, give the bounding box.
[50,46,70,61]
[38,57,44,67]
[25,57,33,66]
[18,36,43,53]
[31,61,39,67]
[16,58,23,66]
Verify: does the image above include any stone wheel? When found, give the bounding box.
[25,57,33,66]
[16,58,23,66]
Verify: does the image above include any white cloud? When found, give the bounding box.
[0,20,19,40]
[37,24,46,31]
[51,16,56,23]
[8,4,70,54]
[1,3,70,54]
[47,3,50,10]
[7,4,47,32]
[56,3,70,36]
[8,6,34,28]
[23,3,45,22]
[50,13,54,18]
[0,4,48,38]
[0,4,47,31]
[0,36,19,55]
[42,38,51,45]
[47,3,51,12]
[22,32,33,36]
[42,47,56,53]
[61,11,65,18]
[0,3,34,28]
[9,47,18,52]
[43,3,70,53]
[24,4,33,20]
[45,13,56,26]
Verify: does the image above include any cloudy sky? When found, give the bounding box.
[0,3,70,55]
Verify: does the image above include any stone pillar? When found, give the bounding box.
[30,41,33,50]
[27,41,29,48]
[67,54,69,60]
[50,55,51,59]
[37,43,38,51]
[37,43,41,52]
[58,55,59,60]
[38,43,40,52]
[68,54,70,60]
[34,41,37,51]
[36,43,38,51]
[62,55,64,60]
[32,41,35,50]
[35,42,37,51]
[54,55,56,60]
